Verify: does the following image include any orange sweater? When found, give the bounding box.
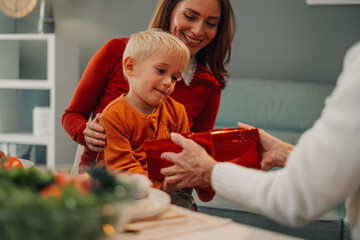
[97,94,188,189]
[97,95,215,201]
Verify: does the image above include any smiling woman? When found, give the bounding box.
[0,0,38,18]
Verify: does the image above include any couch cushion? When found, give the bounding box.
[197,206,344,240]
[216,78,335,139]
[194,193,346,221]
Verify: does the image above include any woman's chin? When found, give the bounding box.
[186,45,200,56]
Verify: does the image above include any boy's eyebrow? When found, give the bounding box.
[159,62,179,68]
[185,8,220,20]
[157,62,171,67]
[158,62,182,74]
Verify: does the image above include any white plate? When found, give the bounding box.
[127,188,171,222]
[19,159,34,169]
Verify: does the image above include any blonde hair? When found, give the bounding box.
[123,28,190,80]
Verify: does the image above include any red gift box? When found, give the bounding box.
[144,128,261,180]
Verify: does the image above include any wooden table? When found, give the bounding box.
[111,205,304,240]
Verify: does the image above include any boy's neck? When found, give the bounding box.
[124,93,157,115]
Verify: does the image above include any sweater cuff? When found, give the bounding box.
[211,162,259,202]
[211,162,236,194]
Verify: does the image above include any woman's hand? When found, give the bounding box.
[160,133,217,189]
[237,122,294,171]
[83,113,106,152]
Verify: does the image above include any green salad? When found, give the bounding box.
[0,167,136,240]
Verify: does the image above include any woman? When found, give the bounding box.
[62,0,235,173]
[160,41,360,239]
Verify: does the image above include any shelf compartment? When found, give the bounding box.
[0,89,50,133]
[0,37,49,81]
[0,143,47,167]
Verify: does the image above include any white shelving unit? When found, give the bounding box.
[0,33,78,170]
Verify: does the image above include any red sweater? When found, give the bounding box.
[62,38,222,170]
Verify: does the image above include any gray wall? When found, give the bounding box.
[1,0,359,83]
[230,1,360,83]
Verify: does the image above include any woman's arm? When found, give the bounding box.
[62,39,128,147]
[62,42,113,145]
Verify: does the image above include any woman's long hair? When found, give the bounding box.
[149,0,236,89]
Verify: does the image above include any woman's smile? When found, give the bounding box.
[183,33,203,45]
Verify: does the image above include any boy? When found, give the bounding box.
[96,29,213,208]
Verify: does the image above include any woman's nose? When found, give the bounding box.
[192,22,205,36]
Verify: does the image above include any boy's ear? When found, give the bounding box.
[124,56,135,77]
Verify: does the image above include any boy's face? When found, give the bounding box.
[125,51,184,114]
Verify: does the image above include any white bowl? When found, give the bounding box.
[19,159,34,169]
[127,188,170,222]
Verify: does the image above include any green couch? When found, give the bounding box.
[193,78,350,240]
